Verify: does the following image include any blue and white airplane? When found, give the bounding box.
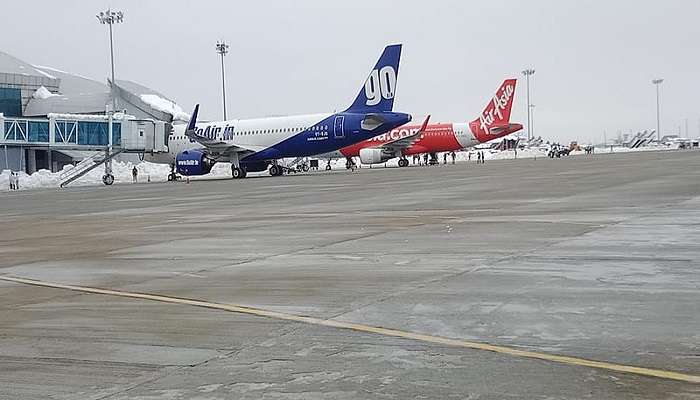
[149,44,411,179]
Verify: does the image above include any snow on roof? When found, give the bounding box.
[32,67,57,80]
[35,65,96,83]
[140,94,190,122]
[0,51,59,83]
[47,112,136,121]
[32,86,60,100]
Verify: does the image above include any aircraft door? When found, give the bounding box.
[333,116,345,139]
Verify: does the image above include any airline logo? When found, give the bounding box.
[478,82,515,135]
[369,126,420,142]
[193,125,235,142]
[178,159,199,166]
[365,66,396,106]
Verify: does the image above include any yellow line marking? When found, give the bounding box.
[1,275,698,384]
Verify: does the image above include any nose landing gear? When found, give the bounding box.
[232,165,247,179]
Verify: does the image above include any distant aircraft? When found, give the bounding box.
[147,44,411,179]
[316,79,522,167]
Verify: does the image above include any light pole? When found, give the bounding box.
[96,9,124,111]
[216,40,230,120]
[529,104,535,140]
[652,78,663,142]
[522,69,535,141]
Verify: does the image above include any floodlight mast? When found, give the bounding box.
[652,78,664,142]
[216,41,230,120]
[96,9,124,111]
[521,69,536,141]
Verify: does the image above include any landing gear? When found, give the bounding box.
[325,161,332,171]
[168,163,177,182]
[102,149,114,185]
[398,158,409,168]
[232,165,247,179]
[269,164,283,176]
[102,174,114,185]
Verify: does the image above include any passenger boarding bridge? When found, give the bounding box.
[0,112,170,187]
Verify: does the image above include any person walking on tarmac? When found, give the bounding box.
[132,166,138,183]
[423,153,429,166]
[9,171,16,190]
[451,152,456,164]
[443,152,448,165]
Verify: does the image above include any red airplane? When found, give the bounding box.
[316,79,523,168]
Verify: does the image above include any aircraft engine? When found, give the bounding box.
[359,148,394,164]
[175,149,215,176]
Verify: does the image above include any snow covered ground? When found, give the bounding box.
[0,145,681,193]
[0,161,237,192]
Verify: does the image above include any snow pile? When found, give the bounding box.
[0,160,241,192]
[479,148,548,161]
[140,94,190,122]
[32,86,59,99]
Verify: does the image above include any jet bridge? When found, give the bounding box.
[0,112,170,187]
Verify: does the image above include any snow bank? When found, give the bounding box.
[32,86,59,99]
[0,160,241,192]
[140,94,190,122]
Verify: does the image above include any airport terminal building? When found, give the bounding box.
[0,51,184,173]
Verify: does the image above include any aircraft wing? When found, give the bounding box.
[376,115,430,152]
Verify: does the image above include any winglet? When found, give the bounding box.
[186,104,199,132]
[419,115,431,134]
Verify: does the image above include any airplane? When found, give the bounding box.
[147,44,412,179]
[315,79,522,168]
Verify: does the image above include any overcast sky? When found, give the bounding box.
[3,0,699,142]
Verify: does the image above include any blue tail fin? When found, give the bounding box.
[186,104,199,132]
[346,44,402,113]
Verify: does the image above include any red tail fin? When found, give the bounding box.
[469,79,517,142]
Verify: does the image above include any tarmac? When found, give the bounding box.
[0,150,699,399]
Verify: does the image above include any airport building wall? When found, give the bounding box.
[0,50,180,173]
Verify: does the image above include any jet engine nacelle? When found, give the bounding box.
[359,148,394,164]
[176,149,215,176]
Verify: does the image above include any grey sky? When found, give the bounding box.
[2,0,699,142]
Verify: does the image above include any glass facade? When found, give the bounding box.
[2,119,121,144]
[55,121,78,144]
[112,122,121,146]
[3,121,13,139]
[28,121,49,142]
[0,88,22,117]
[77,121,121,146]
